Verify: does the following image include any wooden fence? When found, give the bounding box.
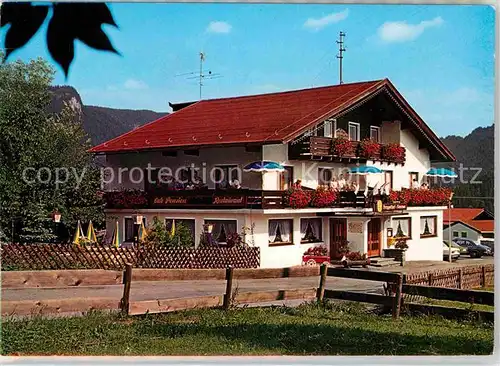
[404,265,493,289]
[0,243,260,271]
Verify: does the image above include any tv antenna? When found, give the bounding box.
[336,31,346,85]
[175,52,223,100]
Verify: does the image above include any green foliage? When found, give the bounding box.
[143,216,193,248]
[0,55,103,243]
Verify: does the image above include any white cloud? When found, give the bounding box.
[303,9,349,31]
[206,21,232,34]
[123,79,148,90]
[377,16,444,43]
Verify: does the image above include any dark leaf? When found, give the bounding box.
[46,9,74,77]
[1,2,49,59]
[46,3,119,77]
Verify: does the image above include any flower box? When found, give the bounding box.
[389,188,452,206]
[357,138,381,160]
[302,255,330,266]
[332,137,356,157]
[381,143,406,164]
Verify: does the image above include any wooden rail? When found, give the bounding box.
[402,284,494,306]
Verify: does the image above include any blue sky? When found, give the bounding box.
[1,3,495,137]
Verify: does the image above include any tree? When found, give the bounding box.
[1,2,118,77]
[0,56,103,243]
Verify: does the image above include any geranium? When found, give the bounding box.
[104,189,148,208]
[381,143,406,163]
[389,188,453,206]
[286,187,311,209]
[332,136,355,157]
[346,251,367,261]
[358,138,381,159]
[304,245,328,256]
[311,186,338,207]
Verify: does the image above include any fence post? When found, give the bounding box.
[392,273,403,319]
[317,264,328,301]
[223,265,234,310]
[428,273,433,286]
[481,266,486,288]
[458,268,463,289]
[120,263,133,314]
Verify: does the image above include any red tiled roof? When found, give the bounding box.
[443,208,485,223]
[467,220,494,233]
[89,79,455,161]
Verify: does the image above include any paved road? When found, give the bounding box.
[2,276,385,302]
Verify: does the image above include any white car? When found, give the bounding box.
[443,242,460,261]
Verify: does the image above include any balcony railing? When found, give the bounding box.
[289,136,406,164]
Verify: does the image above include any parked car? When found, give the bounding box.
[479,239,494,254]
[452,238,491,258]
[442,241,460,261]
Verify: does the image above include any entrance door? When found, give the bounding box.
[329,218,347,260]
[367,218,382,257]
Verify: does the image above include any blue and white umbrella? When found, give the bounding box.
[425,168,458,178]
[243,161,285,172]
[348,166,383,175]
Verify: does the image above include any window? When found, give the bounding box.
[348,122,360,141]
[165,219,196,245]
[124,217,146,242]
[279,166,294,190]
[324,120,333,138]
[268,219,293,245]
[461,231,468,238]
[204,220,237,244]
[370,126,381,142]
[409,172,419,188]
[214,165,239,188]
[420,216,437,238]
[392,217,411,239]
[300,218,322,243]
[318,168,333,185]
[482,233,494,239]
[384,171,393,190]
[452,231,459,238]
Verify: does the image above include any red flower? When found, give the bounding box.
[381,143,406,163]
[304,245,328,256]
[286,188,311,208]
[389,188,453,206]
[311,186,338,207]
[358,138,381,159]
[104,189,148,208]
[332,137,355,157]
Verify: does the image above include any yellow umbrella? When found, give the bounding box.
[170,219,176,237]
[72,220,85,245]
[86,220,97,243]
[138,220,148,242]
[110,220,120,248]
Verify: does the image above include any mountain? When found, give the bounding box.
[48,86,168,145]
[440,125,494,212]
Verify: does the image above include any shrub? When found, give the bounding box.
[311,186,337,207]
[330,240,350,260]
[143,216,194,247]
[345,251,367,261]
[226,232,243,248]
[286,188,311,209]
[357,138,381,159]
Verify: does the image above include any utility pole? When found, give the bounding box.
[199,51,205,100]
[336,31,346,85]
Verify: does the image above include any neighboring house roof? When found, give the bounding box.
[443,219,495,234]
[89,79,455,162]
[443,208,489,223]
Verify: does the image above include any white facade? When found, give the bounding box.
[443,222,484,244]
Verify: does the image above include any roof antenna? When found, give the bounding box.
[174,52,223,100]
[336,31,346,85]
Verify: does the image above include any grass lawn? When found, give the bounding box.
[1,301,494,356]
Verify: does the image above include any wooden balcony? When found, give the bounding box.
[289,136,406,164]
[104,188,385,211]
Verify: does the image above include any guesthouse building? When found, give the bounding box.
[90,79,455,268]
